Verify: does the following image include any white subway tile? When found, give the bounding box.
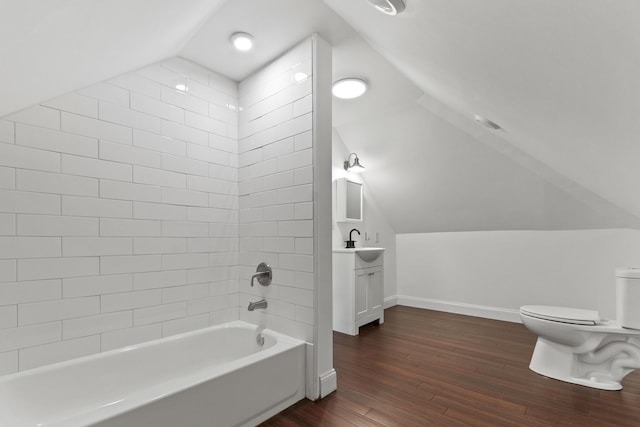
[63,274,133,298]
[162,58,210,85]
[79,83,129,106]
[209,193,237,209]
[187,207,230,223]
[134,202,186,221]
[62,195,132,218]
[63,311,132,340]
[19,296,99,326]
[0,351,18,375]
[161,87,208,116]
[162,221,208,237]
[263,237,295,253]
[185,111,226,136]
[187,79,228,106]
[61,112,132,145]
[294,130,312,151]
[43,93,98,118]
[134,237,186,255]
[162,188,208,207]
[16,123,98,157]
[17,257,100,281]
[187,267,229,285]
[187,295,229,315]
[209,133,237,154]
[294,202,313,220]
[293,94,312,117]
[17,214,98,236]
[133,129,186,156]
[20,336,100,371]
[162,313,209,337]
[161,153,208,177]
[278,220,313,238]
[294,166,312,185]
[0,120,15,144]
[277,148,312,173]
[272,269,295,287]
[0,237,60,259]
[263,171,294,192]
[101,323,161,351]
[161,283,209,303]
[62,154,132,182]
[277,184,312,204]
[109,74,162,99]
[279,253,314,273]
[0,260,16,283]
[161,120,208,146]
[209,223,237,238]
[209,164,237,181]
[133,302,186,326]
[62,237,132,256]
[6,105,60,129]
[100,180,161,203]
[17,170,98,196]
[0,213,15,235]
[187,143,229,166]
[0,166,15,190]
[263,138,294,160]
[295,238,314,255]
[131,93,184,123]
[100,140,161,168]
[208,103,237,124]
[161,253,209,270]
[278,285,314,307]
[238,148,262,168]
[0,322,61,352]
[136,64,185,89]
[186,175,228,194]
[133,166,186,189]
[133,269,187,290]
[101,289,161,313]
[275,113,312,142]
[100,255,162,275]
[187,238,233,253]
[0,306,17,329]
[208,71,237,98]
[100,218,161,237]
[239,159,277,181]
[0,141,60,172]
[0,279,61,304]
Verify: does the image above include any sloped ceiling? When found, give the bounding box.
[2,0,639,232]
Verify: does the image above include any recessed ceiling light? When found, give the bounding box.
[367,0,406,15]
[474,114,501,130]
[230,32,254,51]
[332,78,368,99]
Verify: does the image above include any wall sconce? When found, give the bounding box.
[344,153,365,173]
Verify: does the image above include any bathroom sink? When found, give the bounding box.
[355,247,384,262]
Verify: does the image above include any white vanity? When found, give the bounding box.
[332,247,384,335]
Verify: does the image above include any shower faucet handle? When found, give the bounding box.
[251,262,272,287]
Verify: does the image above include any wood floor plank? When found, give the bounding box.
[262,306,640,426]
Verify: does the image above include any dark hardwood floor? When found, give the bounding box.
[262,305,640,426]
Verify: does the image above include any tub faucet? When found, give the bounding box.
[248,299,268,311]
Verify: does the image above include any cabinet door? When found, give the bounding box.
[368,269,384,312]
[355,270,369,320]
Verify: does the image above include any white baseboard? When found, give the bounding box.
[319,369,337,398]
[383,295,397,309]
[395,295,521,323]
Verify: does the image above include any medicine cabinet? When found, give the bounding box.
[335,178,363,222]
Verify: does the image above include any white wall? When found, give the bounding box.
[332,131,397,301]
[397,229,640,322]
[0,58,240,375]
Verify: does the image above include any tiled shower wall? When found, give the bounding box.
[238,40,315,342]
[0,58,240,374]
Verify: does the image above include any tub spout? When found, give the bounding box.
[248,299,268,311]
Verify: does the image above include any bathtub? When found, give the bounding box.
[0,321,306,427]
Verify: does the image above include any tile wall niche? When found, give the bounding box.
[0,57,241,374]
[237,40,316,342]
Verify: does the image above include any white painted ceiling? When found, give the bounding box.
[3,0,639,232]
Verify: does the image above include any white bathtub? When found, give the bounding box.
[0,321,306,427]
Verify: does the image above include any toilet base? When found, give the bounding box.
[529,338,623,390]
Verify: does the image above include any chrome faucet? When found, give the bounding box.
[248,299,268,311]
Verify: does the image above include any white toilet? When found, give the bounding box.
[520,268,640,390]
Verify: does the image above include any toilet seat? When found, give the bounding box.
[520,305,600,326]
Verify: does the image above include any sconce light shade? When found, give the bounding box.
[344,153,365,173]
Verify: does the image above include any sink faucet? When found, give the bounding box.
[248,299,268,311]
[345,228,360,249]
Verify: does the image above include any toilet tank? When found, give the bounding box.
[616,268,640,329]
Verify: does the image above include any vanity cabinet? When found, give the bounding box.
[333,250,384,335]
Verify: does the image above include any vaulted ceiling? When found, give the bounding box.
[3,0,639,232]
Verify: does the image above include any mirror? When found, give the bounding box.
[336,178,363,222]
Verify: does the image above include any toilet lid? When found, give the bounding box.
[520,305,600,325]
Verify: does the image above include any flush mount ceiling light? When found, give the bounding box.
[344,153,365,173]
[230,32,254,51]
[367,0,406,15]
[332,78,368,99]
[474,114,502,130]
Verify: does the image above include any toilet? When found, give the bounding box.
[520,268,640,390]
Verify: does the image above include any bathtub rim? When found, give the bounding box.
[0,320,306,427]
